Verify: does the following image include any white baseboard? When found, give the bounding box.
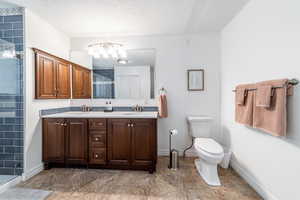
[230,157,279,200]
[0,176,22,193]
[158,149,197,157]
[22,163,44,181]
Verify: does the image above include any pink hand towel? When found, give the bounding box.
[158,94,168,118]
[287,84,294,96]
[253,79,289,137]
[256,85,272,108]
[235,84,255,126]
[236,87,247,105]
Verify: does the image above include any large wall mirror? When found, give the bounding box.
[93,49,156,99]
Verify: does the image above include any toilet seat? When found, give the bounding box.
[195,138,223,155]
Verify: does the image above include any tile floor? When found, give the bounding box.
[17,157,262,200]
[0,175,17,185]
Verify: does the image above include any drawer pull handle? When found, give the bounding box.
[97,123,103,126]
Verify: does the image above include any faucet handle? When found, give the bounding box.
[139,105,143,112]
[81,105,85,112]
[132,104,138,111]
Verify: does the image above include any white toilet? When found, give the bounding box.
[187,116,224,186]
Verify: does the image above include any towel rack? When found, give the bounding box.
[232,78,299,92]
[160,87,167,94]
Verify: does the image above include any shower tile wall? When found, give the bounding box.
[0,8,24,176]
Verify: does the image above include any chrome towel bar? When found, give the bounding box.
[232,78,299,92]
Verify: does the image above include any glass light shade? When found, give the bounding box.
[87,42,127,60]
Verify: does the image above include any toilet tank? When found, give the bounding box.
[186,116,213,138]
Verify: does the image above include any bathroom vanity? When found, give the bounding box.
[42,112,158,173]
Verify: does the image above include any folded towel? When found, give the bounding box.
[253,79,289,137]
[287,84,294,96]
[256,85,272,107]
[236,87,247,105]
[235,84,255,126]
[158,94,168,118]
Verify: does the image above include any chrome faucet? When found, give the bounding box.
[81,105,91,112]
[132,104,143,112]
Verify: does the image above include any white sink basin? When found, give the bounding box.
[121,112,143,115]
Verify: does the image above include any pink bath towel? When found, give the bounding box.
[253,79,291,137]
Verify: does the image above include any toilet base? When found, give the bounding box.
[194,159,221,186]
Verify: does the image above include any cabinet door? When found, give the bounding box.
[108,119,131,165]
[83,69,91,98]
[43,119,65,163]
[56,60,71,99]
[65,119,88,164]
[36,54,57,99]
[131,119,155,166]
[72,65,91,99]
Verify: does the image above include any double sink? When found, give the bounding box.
[42,111,158,119]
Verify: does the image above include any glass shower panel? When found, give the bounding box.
[0,7,24,184]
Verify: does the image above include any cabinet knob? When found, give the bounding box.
[95,154,99,158]
[128,124,130,127]
[131,124,134,127]
[95,137,99,141]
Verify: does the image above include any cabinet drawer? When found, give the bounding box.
[89,119,106,130]
[89,131,106,148]
[89,148,106,164]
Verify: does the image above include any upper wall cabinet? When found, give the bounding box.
[34,49,71,99]
[72,64,91,99]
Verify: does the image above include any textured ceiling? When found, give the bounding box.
[5,0,250,37]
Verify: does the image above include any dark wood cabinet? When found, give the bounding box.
[72,65,91,99]
[89,119,107,165]
[34,48,92,100]
[34,49,71,99]
[34,48,71,99]
[35,53,57,99]
[108,119,131,165]
[131,119,155,166]
[42,119,65,163]
[65,119,88,164]
[43,118,88,166]
[107,119,157,172]
[43,118,157,173]
[56,60,71,99]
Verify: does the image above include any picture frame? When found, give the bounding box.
[187,69,204,91]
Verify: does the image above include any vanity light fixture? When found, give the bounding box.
[88,42,127,59]
[117,58,128,64]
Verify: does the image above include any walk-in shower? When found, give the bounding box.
[0,6,24,186]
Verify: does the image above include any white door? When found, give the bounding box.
[114,66,151,99]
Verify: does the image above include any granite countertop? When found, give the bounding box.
[41,111,159,119]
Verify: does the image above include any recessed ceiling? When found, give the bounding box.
[6,0,250,37]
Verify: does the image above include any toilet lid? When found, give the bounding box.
[195,138,223,155]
